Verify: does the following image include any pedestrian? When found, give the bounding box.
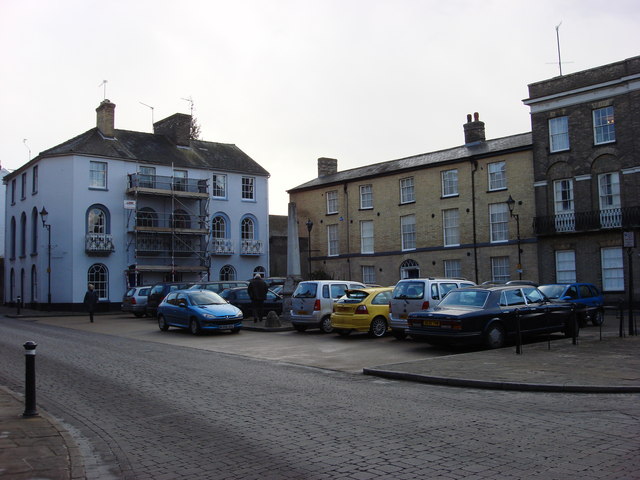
[83,284,99,323]
[247,274,268,323]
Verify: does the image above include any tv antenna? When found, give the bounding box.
[23,139,31,160]
[98,79,108,100]
[548,22,573,76]
[181,96,194,116]
[139,101,155,128]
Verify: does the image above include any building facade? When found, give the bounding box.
[524,55,640,303]
[3,100,271,309]
[288,115,536,286]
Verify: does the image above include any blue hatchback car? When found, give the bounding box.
[157,290,243,335]
[538,283,604,326]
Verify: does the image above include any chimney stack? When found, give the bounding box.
[96,99,116,138]
[154,113,192,146]
[317,157,338,177]
[463,112,485,145]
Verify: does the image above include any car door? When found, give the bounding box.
[499,288,529,333]
[521,287,549,332]
[173,292,190,327]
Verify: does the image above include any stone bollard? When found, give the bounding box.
[265,311,282,328]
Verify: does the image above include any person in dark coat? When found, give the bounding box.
[83,284,99,323]
[247,274,268,323]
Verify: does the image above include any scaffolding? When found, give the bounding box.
[124,171,211,287]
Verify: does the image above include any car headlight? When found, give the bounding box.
[201,313,215,319]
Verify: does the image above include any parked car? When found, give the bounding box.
[290,280,366,333]
[157,290,243,335]
[538,283,604,326]
[188,281,249,294]
[389,278,476,339]
[147,281,195,316]
[331,287,394,338]
[121,285,152,317]
[406,284,577,349]
[219,287,283,317]
[265,277,286,288]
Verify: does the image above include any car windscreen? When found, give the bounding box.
[392,281,424,299]
[337,290,369,303]
[439,290,489,308]
[293,282,318,298]
[188,291,226,305]
[538,285,565,299]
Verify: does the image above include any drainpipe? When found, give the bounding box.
[343,183,351,280]
[470,158,479,283]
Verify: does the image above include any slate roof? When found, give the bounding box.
[6,127,269,180]
[288,132,532,192]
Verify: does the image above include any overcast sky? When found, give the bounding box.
[1,0,639,215]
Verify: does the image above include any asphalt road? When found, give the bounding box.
[1,316,638,479]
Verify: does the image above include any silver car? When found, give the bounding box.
[121,286,152,317]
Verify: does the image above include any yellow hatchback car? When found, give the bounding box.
[331,287,394,338]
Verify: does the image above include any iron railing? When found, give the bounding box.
[128,173,208,195]
[85,233,115,255]
[534,206,640,235]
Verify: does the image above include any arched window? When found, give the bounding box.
[88,264,108,300]
[31,265,38,303]
[87,205,110,234]
[171,209,191,229]
[241,217,255,240]
[10,217,16,259]
[219,265,236,281]
[253,266,266,278]
[212,215,227,239]
[400,259,420,279]
[137,207,157,228]
[20,212,27,257]
[31,208,39,255]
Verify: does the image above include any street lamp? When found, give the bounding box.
[506,195,522,280]
[39,207,52,310]
[306,219,313,279]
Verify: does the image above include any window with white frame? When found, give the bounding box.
[555,250,576,283]
[400,177,415,204]
[441,169,458,197]
[549,116,569,152]
[212,174,227,198]
[327,224,339,256]
[360,220,374,254]
[601,247,624,291]
[593,106,615,144]
[139,166,156,188]
[212,216,226,238]
[90,161,107,188]
[242,176,255,200]
[88,263,108,300]
[220,265,236,281]
[491,256,510,283]
[88,207,107,234]
[554,179,575,232]
[443,259,461,278]
[362,265,376,284]
[32,165,38,194]
[400,259,420,279]
[401,214,416,250]
[489,203,509,243]
[241,217,255,240]
[443,208,459,247]
[359,184,373,209]
[488,161,506,191]
[173,169,187,191]
[326,190,338,214]
[599,172,621,228]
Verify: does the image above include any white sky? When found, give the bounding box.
[1,0,639,215]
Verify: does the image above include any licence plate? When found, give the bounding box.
[218,324,235,329]
[424,320,440,327]
[296,310,309,315]
[400,313,408,319]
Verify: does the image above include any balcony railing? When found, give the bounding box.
[128,174,208,196]
[240,239,263,255]
[534,207,640,235]
[86,233,115,255]
[134,211,208,232]
[135,234,203,257]
[211,238,234,255]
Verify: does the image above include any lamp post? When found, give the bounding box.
[39,207,52,310]
[306,219,313,279]
[506,195,522,280]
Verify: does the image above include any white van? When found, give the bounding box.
[290,280,366,333]
[389,278,475,339]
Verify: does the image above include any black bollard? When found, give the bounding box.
[515,309,522,355]
[16,295,21,316]
[22,341,38,417]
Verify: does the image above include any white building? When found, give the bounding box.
[3,100,271,309]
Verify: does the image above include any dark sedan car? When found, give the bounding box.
[538,283,604,326]
[406,285,577,349]
[219,287,283,317]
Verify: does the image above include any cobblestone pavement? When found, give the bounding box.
[1,314,639,479]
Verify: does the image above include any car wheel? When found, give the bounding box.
[369,317,388,338]
[293,325,307,333]
[484,323,505,349]
[591,309,604,327]
[319,316,333,334]
[392,329,407,340]
[337,329,351,336]
[158,315,169,332]
[231,328,241,334]
[189,318,201,335]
